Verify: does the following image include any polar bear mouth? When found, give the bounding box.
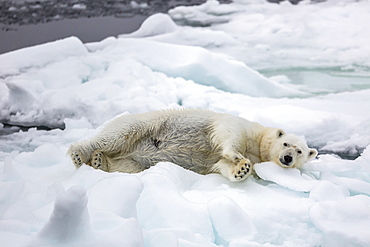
[279,154,293,167]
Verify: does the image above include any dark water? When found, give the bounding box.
[0,15,148,54]
[0,0,231,54]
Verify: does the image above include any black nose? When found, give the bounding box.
[284,155,293,164]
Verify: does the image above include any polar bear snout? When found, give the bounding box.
[278,149,295,167]
[280,153,293,166]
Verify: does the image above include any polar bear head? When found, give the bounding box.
[261,128,318,168]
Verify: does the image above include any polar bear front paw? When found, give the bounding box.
[233,159,252,181]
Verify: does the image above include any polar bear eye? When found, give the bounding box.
[283,143,289,147]
[297,150,302,154]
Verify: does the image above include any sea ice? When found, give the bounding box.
[0,0,370,246]
[36,186,92,243]
[309,180,349,202]
[254,162,319,192]
[0,37,87,77]
[310,195,370,247]
[119,13,177,38]
[101,38,303,97]
[207,196,256,244]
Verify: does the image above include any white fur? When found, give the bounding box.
[68,109,317,182]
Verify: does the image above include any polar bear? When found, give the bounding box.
[68,109,317,182]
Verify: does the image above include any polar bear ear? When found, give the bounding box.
[277,129,285,138]
[308,148,318,159]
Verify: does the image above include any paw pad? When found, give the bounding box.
[234,161,252,181]
[91,151,106,170]
[92,153,103,168]
[71,151,83,167]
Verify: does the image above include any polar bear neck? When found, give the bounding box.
[259,129,274,162]
[244,138,264,164]
[239,126,266,164]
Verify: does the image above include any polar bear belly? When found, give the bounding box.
[127,119,221,174]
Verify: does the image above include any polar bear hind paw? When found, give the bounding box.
[71,151,83,168]
[91,150,108,171]
[233,159,252,181]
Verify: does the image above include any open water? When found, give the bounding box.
[0,0,231,54]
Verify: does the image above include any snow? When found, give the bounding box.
[310,195,370,247]
[0,36,88,77]
[120,13,178,38]
[0,0,370,246]
[207,196,257,244]
[254,162,319,192]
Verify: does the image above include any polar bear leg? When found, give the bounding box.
[68,142,94,167]
[212,157,252,182]
[69,147,112,172]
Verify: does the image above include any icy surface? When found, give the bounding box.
[0,37,88,77]
[1,0,370,246]
[119,13,178,38]
[254,162,319,192]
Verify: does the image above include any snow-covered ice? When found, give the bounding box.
[1,0,370,246]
